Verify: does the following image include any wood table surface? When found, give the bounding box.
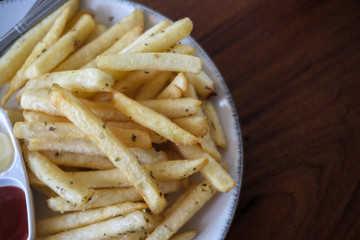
[136,0,360,239]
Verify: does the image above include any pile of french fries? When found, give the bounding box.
[0,0,237,239]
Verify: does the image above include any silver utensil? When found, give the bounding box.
[0,0,68,55]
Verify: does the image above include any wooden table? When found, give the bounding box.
[136,0,360,239]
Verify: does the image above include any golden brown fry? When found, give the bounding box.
[202,99,228,149]
[43,211,148,240]
[63,9,93,33]
[20,89,128,121]
[175,144,236,192]
[36,202,148,237]
[97,53,202,74]
[59,158,207,188]
[28,138,103,155]
[156,72,188,100]
[104,213,163,240]
[112,90,200,145]
[146,181,216,240]
[184,84,221,160]
[135,72,174,101]
[120,20,171,53]
[114,70,160,94]
[14,121,152,148]
[18,68,113,98]
[49,85,167,214]
[107,121,167,144]
[23,110,69,123]
[163,184,197,218]
[30,139,167,163]
[166,44,195,55]
[139,98,201,119]
[40,151,114,170]
[172,116,209,137]
[47,181,180,212]
[169,231,198,240]
[83,24,108,44]
[126,18,193,53]
[186,71,216,99]
[25,151,94,204]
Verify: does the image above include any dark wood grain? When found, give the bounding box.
[135,0,360,239]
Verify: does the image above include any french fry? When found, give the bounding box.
[83,24,108,44]
[125,18,193,53]
[28,136,149,154]
[102,212,163,240]
[166,44,195,55]
[169,231,198,240]
[135,72,174,100]
[20,89,128,121]
[18,68,113,98]
[27,168,47,187]
[202,99,228,149]
[145,158,208,181]
[175,144,236,192]
[36,202,148,237]
[55,9,144,71]
[2,6,71,106]
[31,138,167,164]
[120,20,171,53]
[139,98,201,119]
[63,9,94,33]
[14,122,152,148]
[130,147,168,164]
[146,181,216,240]
[43,211,148,240]
[112,90,200,145]
[47,181,180,212]
[52,158,207,188]
[184,84,221,160]
[25,151,94,205]
[107,121,167,144]
[23,110,69,123]
[198,133,222,161]
[37,124,149,148]
[30,183,58,198]
[0,0,78,86]
[114,70,160,95]
[97,53,202,74]
[172,116,209,137]
[40,151,115,170]
[24,14,95,79]
[49,85,167,214]
[163,184,197,218]
[82,24,144,69]
[28,137,103,155]
[186,71,216,99]
[156,72,188,99]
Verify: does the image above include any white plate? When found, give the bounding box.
[0,0,243,239]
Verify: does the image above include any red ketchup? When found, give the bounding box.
[0,186,28,240]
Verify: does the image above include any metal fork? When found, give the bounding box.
[0,0,68,55]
